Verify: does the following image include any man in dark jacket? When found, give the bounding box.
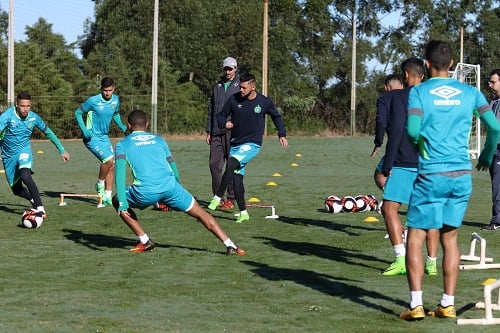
[205,57,240,210]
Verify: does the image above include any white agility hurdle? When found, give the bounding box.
[460,233,500,270]
[234,203,279,219]
[457,279,500,325]
[59,193,105,208]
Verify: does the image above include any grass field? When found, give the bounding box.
[1,136,500,332]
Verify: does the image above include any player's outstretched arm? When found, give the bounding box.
[43,127,69,162]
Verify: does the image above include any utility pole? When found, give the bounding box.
[8,0,14,106]
[350,4,357,136]
[151,0,159,134]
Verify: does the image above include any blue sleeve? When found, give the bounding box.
[114,150,129,211]
[112,112,127,133]
[406,114,421,146]
[478,110,500,166]
[74,107,92,139]
[43,127,66,154]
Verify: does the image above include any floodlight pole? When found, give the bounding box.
[263,0,269,136]
[151,0,159,134]
[350,5,357,136]
[7,0,14,107]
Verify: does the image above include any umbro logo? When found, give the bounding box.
[430,85,462,106]
[132,134,156,141]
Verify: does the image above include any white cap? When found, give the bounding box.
[222,57,237,68]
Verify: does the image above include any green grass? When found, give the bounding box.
[1,136,499,332]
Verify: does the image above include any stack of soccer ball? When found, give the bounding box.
[21,209,44,229]
[324,194,379,213]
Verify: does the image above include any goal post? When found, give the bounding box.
[450,63,482,159]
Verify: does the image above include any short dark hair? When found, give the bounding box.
[239,72,256,83]
[384,74,402,86]
[101,77,115,88]
[424,40,453,71]
[128,109,148,127]
[16,91,31,101]
[489,69,500,77]
[401,57,425,78]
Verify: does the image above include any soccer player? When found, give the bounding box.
[207,72,288,223]
[400,40,500,321]
[74,77,127,206]
[113,109,245,255]
[0,91,70,217]
[205,57,240,210]
[370,74,404,190]
[379,58,439,276]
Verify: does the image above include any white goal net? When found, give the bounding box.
[450,63,481,159]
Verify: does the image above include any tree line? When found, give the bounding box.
[0,0,498,138]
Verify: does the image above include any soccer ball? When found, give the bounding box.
[21,209,44,229]
[324,195,342,213]
[341,196,358,213]
[355,195,370,212]
[365,194,379,211]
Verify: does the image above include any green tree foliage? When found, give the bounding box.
[0,1,499,136]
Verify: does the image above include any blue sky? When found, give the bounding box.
[0,0,94,44]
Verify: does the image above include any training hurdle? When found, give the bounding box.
[457,279,500,325]
[59,193,105,208]
[460,232,500,270]
[235,203,279,219]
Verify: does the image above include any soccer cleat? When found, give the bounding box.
[382,257,406,276]
[482,223,500,231]
[235,212,250,223]
[226,246,246,256]
[37,210,47,219]
[153,202,171,211]
[425,259,438,276]
[208,198,220,211]
[220,199,235,210]
[103,196,113,206]
[95,183,105,197]
[129,240,155,253]
[400,305,425,321]
[428,304,456,318]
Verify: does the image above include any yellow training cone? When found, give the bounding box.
[248,197,260,203]
[272,173,282,177]
[266,181,277,186]
[483,278,497,286]
[363,216,379,223]
[0,169,4,174]
[37,150,44,154]
[290,163,298,167]
[295,153,302,157]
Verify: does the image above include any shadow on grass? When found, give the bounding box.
[242,260,406,315]
[462,219,487,228]
[457,302,478,316]
[0,204,26,215]
[62,228,224,254]
[276,214,381,236]
[256,236,386,270]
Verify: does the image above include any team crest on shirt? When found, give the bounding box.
[430,85,462,106]
[131,134,156,146]
[254,105,262,114]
